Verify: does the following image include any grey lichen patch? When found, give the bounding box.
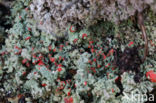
[30,0,156,36]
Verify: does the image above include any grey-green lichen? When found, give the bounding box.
[0,0,156,103]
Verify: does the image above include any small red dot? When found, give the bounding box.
[67,92,71,96]
[57,68,62,72]
[84,81,87,86]
[82,33,87,39]
[42,83,47,87]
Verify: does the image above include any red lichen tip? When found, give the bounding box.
[89,41,93,44]
[22,59,27,64]
[53,48,56,52]
[57,68,62,72]
[25,7,29,11]
[69,26,75,33]
[50,57,55,62]
[128,41,134,47]
[19,16,22,19]
[93,58,96,62]
[67,92,71,96]
[58,64,62,67]
[73,38,78,43]
[91,49,94,53]
[146,70,156,83]
[64,97,73,103]
[38,60,44,66]
[27,27,31,31]
[84,81,87,86]
[22,72,26,75]
[112,88,115,93]
[25,36,31,40]
[82,33,87,39]
[42,83,47,87]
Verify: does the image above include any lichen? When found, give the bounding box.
[0,0,156,103]
[30,0,156,36]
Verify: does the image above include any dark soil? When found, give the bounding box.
[115,46,144,96]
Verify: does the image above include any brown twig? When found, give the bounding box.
[137,12,148,62]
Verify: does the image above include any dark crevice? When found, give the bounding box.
[0,3,12,49]
[114,46,144,96]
